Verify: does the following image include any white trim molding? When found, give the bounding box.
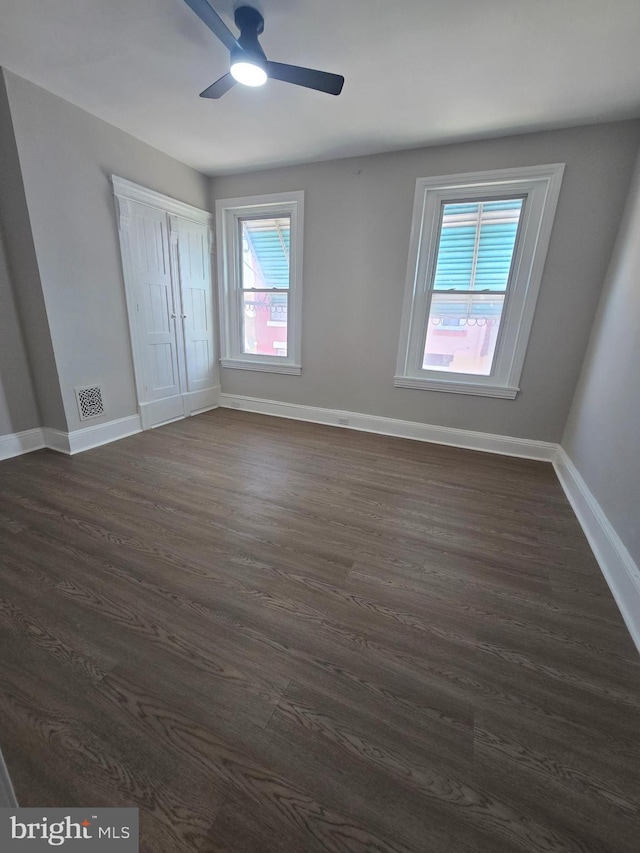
[0,428,46,461]
[42,428,71,454]
[42,415,142,456]
[220,359,301,375]
[111,176,212,225]
[218,393,556,461]
[185,385,221,416]
[396,164,565,397]
[553,447,640,654]
[0,401,222,460]
[393,376,519,398]
[215,190,304,375]
[67,414,142,455]
[139,387,221,430]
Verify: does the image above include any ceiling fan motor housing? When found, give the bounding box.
[233,5,267,68]
[234,6,264,36]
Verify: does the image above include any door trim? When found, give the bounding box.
[139,386,221,430]
[112,176,212,224]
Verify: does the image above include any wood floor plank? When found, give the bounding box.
[473,717,640,853]
[1,409,639,852]
[0,650,222,852]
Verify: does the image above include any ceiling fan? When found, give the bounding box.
[183,0,345,98]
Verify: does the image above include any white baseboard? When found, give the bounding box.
[185,385,221,416]
[0,428,46,461]
[218,393,557,461]
[554,447,640,654]
[41,415,142,456]
[67,414,142,454]
[139,396,185,431]
[140,387,221,429]
[1,397,222,462]
[42,427,71,454]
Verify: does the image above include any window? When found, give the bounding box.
[395,165,564,398]
[216,191,304,373]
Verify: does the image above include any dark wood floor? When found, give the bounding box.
[0,409,638,852]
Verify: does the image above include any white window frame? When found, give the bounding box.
[395,164,564,398]
[216,190,304,374]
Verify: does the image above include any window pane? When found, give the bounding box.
[242,292,288,357]
[423,292,505,375]
[241,217,290,290]
[433,198,523,292]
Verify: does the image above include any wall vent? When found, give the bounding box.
[75,385,105,421]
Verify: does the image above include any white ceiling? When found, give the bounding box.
[1,0,640,175]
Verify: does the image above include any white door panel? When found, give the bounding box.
[131,202,181,403]
[176,218,215,392]
[115,178,216,432]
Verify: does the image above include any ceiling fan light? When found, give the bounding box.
[230,61,267,87]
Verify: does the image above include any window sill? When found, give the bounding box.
[221,358,302,375]
[394,375,519,399]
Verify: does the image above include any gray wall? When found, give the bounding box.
[0,71,65,431]
[3,70,210,433]
[212,121,640,442]
[3,68,638,452]
[562,147,640,566]
[0,224,40,436]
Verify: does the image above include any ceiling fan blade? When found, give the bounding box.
[266,61,344,96]
[200,73,237,99]
[183,0,240,52]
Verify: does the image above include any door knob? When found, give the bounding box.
[170,313,177,318]
[180,314,188,319]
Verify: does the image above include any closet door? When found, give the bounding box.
[114,176,217,430]
[131,203,182,403]
[174,216,216,404]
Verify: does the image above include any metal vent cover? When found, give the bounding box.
[75,385,105,421]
